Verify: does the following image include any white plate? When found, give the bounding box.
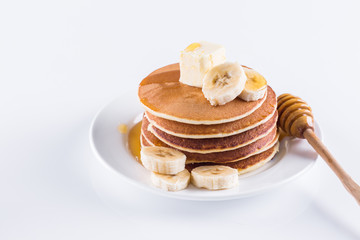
[89,92,321,201]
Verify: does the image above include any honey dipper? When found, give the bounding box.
[277,94,360,204]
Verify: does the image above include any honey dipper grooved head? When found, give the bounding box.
[277,94,314,138]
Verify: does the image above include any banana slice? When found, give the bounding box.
[151,169,190,191]
[140,146,186,174]
[202,62,247,106]
[239,68,267,102]
[191,165,238,190]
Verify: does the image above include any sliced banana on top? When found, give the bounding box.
[202,62,247,106]
[239,67,267,102]
[151,169,190,191]
[191,165,238,190]
[140,146,186,175]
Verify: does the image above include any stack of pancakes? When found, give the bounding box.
[138,64,279,174]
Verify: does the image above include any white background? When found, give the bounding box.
[1,0,360,239]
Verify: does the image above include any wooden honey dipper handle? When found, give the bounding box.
[303,129,360,204]
[278,94,360,205]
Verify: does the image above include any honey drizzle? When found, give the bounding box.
[278,128,288,142]
[128,121,142,163]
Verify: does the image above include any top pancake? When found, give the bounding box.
[138,69,267,125]
[145,86,276,138]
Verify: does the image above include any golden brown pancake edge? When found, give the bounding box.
[185,142,279,173]
[146,111,278,153]
[141,118,278,163]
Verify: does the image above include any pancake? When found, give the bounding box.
[138,63,280,176]
[145,111,278,153]
[185,142,279,174]
[145,86,276,138]
[142,132,279,164]
[141,119,279,163]
[138,70,267,125]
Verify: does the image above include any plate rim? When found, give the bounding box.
[89,96,320,201]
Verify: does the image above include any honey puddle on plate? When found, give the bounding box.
[128,121,142,163]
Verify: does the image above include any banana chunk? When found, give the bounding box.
[140,146,186,174]
[151,169,190,191]
[239,68,267,102]
[202,62,247,106]
[191,165,238,190]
